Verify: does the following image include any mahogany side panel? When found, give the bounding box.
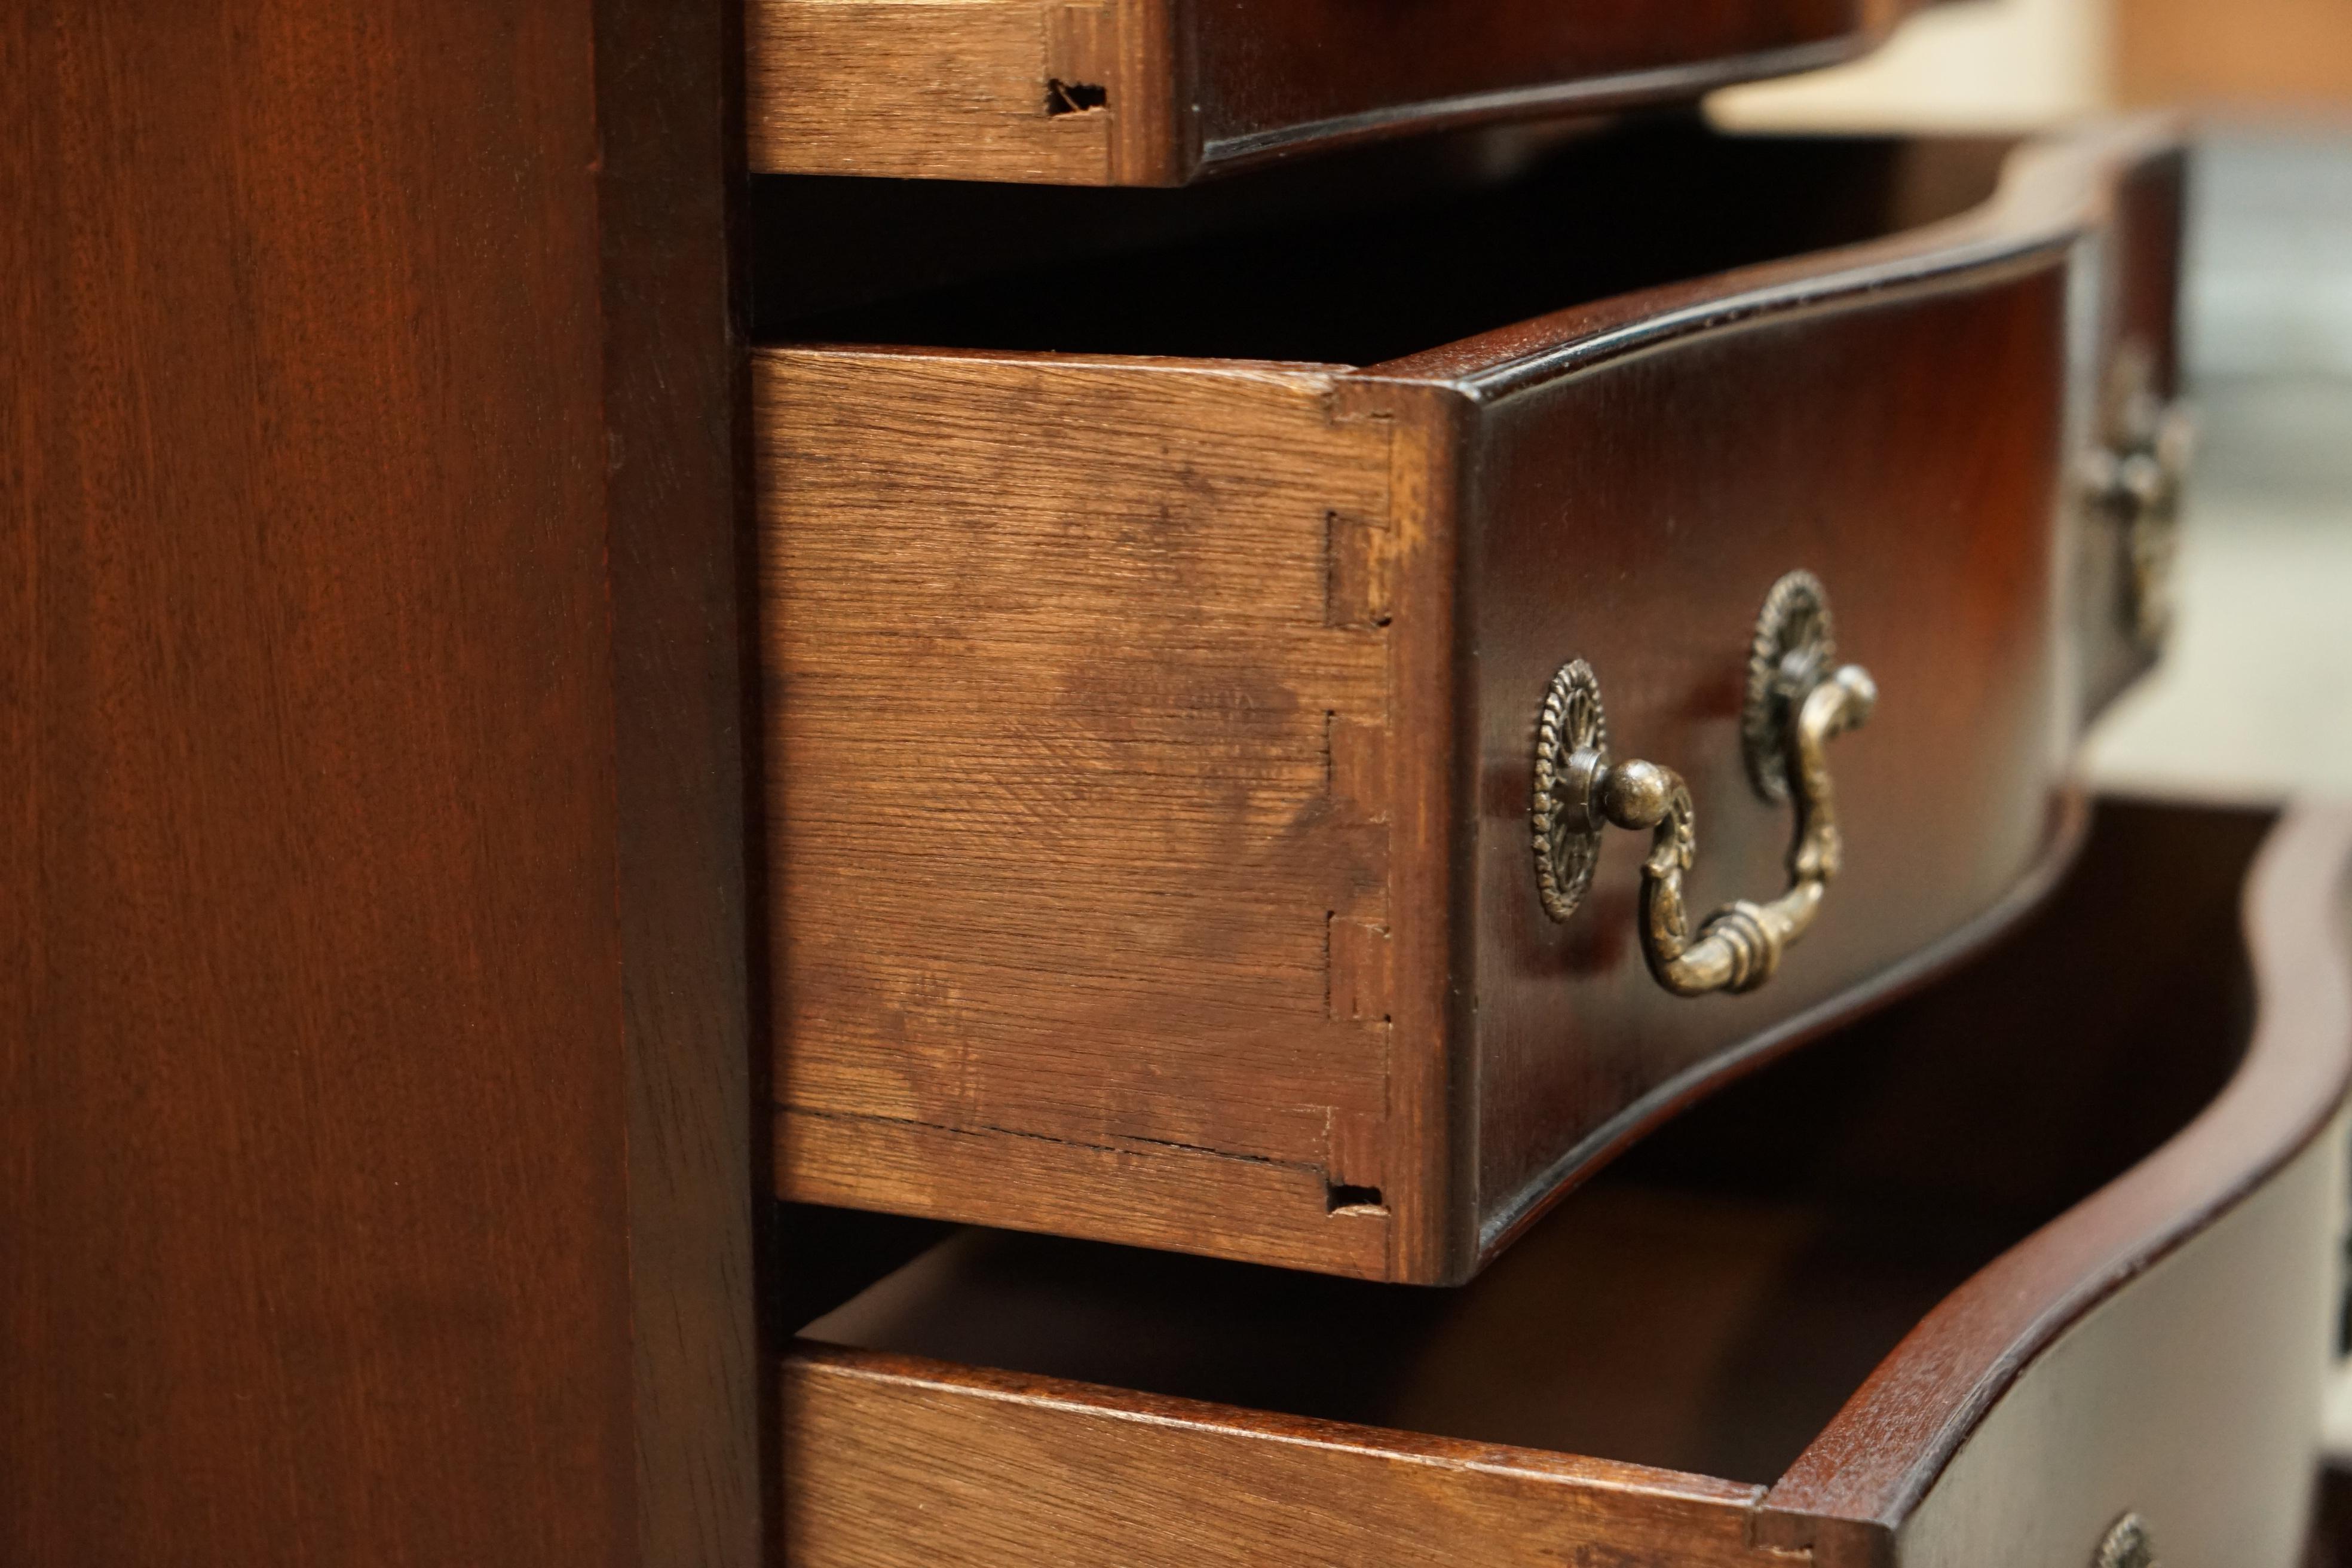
[757,349,1428,1278]
[780,1343,1775,1568]
[0,3,631,1563]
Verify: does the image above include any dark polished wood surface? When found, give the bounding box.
[758,122,2180,1282]
[0,4,626,1560]
[1,5,760,1563]
[782,799,2352,1566]
[1450,252,2075,1262]
[750,0,1934,185]
[1429,125,2181,1267]
[596,0,767,1563]
[1185,0,1891,170]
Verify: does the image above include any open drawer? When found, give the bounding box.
[784,801,2352,1566]
[748,0,1937,186]
[758,120,2191,1282]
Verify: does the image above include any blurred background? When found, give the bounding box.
[1718,0,2352,802]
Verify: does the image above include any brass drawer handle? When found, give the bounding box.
[2093,1514,2157,1568]
[2083,345,2195,649]
[1532,571,1876,997]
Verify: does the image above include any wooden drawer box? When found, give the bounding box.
[785,802,2352,1567]
[759,121,2188,1284]
[749,0,1934,185]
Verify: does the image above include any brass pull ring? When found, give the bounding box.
[1532,571,1877,997]
[2083,345,2194,649]
[2092,1514,2157,1568]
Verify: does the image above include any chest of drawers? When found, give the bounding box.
[15,4,2322,1564]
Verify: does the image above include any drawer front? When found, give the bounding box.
[1454,261,2080,1253]
[749,0,1922,185]
[760,126,2183,1282]
[1369,128,2184,1272]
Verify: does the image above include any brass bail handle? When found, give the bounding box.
[1532,571,1877,997]
[2082,344,2195,649]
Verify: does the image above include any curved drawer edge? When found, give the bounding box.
[1196,32,1882,177]
[1366,114,2183,401]
[1759,803,2352,1560]
[1475,789,2096,1264]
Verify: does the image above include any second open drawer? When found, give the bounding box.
[786,801,2352,1566]
[759,120,2189,1283]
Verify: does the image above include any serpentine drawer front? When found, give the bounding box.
[784,803,2352,1568]
[760,121,2187,1284]
[749,0,1933,185]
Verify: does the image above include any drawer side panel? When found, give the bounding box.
[749,0,1176,183]
[781,1346,1775,1567]
[759,348,1407,1276]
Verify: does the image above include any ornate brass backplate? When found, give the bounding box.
[1742,569,1835,805]
[2093,1512,2158,1568]
[1531,659,1609,924]
[2084,344,2194,650]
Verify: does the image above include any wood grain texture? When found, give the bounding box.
[749,0,1930,185]
[760,122,2181,1282]
[759,350,1419,1278]
[595,0,765,1563]
[1763,804,2352,1566]
[781,1344,1773,1568]
[748,0,1174,183]
[3,5,768,1561]
[0,2,630,1562]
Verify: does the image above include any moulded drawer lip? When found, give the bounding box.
[758,119,2185,1285]
[781,805,2352,1567]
